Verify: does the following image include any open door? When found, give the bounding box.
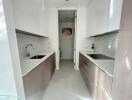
[58,10,77,69]
[73,10,77,69]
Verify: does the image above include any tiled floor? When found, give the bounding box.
[43,60,92,100]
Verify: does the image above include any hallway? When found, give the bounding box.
[43,60,92,100]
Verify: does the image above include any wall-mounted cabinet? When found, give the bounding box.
[12,0,49,37]
[87,0,123,37]
[39,8,49,37]
[87,0,109,37]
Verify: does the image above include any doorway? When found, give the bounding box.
[58,10,76,68]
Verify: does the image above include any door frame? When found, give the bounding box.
[57,8,78,70]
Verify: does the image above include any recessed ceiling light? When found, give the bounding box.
[65,0,70,2]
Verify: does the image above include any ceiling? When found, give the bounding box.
[44,0,90,8]
[59,10,75,22]
[13,0,43,11]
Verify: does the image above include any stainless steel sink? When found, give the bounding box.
[30,55,45,59]
[87,54,114,60]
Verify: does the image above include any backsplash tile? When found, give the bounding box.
[81,37,95,52]
[83,33,118,58]
[94,33,118,57]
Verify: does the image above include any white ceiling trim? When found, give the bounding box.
[44,0,90,8]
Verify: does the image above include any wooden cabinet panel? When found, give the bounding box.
[79,53,112,100]
[23,59,50,100]
[23,53,55,100]
[86,60,96,96]
[94,68,105,100]
[94,67,112,100]
[50,54,56,78]
[79,53,97,96]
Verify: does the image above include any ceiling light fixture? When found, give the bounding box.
[65,0,70,2]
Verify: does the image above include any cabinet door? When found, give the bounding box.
[94,0,110,36]
[79,54,90,87]
[86,59,97,96]
[50,54,55,78]
[94,67,105,100]
[40,8,49,37]
[79,54,113,100]
[94,67,112,100]
[79,54,97,97]
[87,0,97,37]
[88,0,110,36]
[23,60,50,100]
[103,74,112,100]
[87,0,122,37]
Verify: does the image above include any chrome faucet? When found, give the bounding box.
[25,44,35,57]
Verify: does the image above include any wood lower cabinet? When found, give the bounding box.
[23,53,55,100]
[79,53,112,100]
[50,54,56,78]
[79,53,97,97]
[94,68,112,100]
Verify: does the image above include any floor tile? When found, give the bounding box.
[43,60,92,100]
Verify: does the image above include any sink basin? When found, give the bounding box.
[87,54,114,60]
[30,55,45,59]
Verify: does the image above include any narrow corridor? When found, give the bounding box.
[43,60,92,100]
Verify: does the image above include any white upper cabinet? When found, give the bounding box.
[39,8,49,37]
[108,0,123,32]
[87,0,123,37]
[12,0,49,37]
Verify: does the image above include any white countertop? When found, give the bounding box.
[80,51,115,77]
[21,51,55,77]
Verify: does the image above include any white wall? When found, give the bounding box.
[59,22,74,59]
[40,7,49,36]
[1,0,25,99]
[108,0,123,31]
[0,0,17,96]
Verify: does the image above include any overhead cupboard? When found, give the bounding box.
[14,9,49,37]
[87,0,123,37]
[13,0,49,37]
